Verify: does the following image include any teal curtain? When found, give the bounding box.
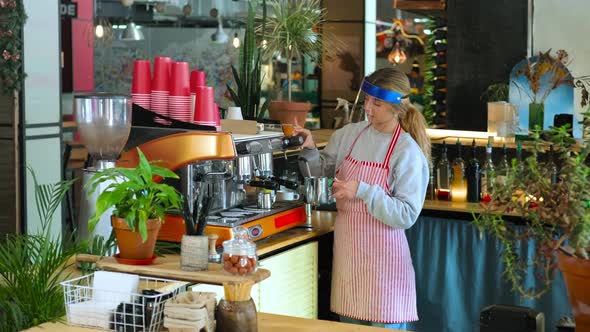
[405,216,571,332]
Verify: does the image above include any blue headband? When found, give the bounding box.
[361,79,405,104]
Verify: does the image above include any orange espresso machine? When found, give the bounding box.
[118,129,306,246]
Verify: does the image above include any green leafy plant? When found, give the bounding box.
[0,167,80,331]
[0,0,27,94]
[481,82,509,103]
[227,0,269,121]
[260,0,332,102]
[86,148,183,242]
[473,112,590,298]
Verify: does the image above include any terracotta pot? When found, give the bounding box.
[111,216,161,260]
[558,249,590,331]
[268,101,313,125]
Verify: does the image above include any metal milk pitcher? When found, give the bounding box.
[304,176,330,206]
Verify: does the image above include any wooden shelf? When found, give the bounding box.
[393,0,445,10]
[95,255,270,285]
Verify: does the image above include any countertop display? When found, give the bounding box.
[26,313,396,331]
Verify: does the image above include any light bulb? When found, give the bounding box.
[95,24,104,38]
[261,39,267,49]
[388,44,407,64]
[232,33,240,48]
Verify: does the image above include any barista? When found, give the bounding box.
[294,68,430,330]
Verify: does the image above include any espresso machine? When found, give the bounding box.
[119,129,306,245]
[75,93,132,242]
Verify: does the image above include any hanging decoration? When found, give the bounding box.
[0,0,26,94]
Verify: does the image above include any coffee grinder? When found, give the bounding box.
[75,93,132,242]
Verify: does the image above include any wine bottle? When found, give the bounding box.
[426,162,436,200]
[496,144,510,186]
[436,141,452,200]
[450,138,467,202]
[545,144,558,185]
[480,138,495,202]
[466,139,481,203]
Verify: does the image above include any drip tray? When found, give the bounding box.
[205,201,304,227]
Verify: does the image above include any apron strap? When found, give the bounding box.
[382,123,402,166]
[335,124,371,176]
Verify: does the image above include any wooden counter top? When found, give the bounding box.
[255,210,336,257]
[26,313,395,331]
[423,199,518,217]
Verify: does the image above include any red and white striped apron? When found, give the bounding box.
[331,123,418,323]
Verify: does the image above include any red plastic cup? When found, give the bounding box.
[193,86,216,123]
[190,70,206,93]
[213,103,221,131]
[152,56,171,91]
[169,62,190,96]
[132,60,152,94]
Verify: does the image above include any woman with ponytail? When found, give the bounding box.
[294,68,429,330]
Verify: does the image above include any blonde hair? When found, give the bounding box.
[366,68,431,162]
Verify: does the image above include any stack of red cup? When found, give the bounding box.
[190,70,206,122]
[151,56,171,124]
[193,86,217,127]
[168,61,191,123]
[131,60,151,109]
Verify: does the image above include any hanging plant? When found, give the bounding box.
[0,0,26,95]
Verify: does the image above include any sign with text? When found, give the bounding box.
[60,1,78,19]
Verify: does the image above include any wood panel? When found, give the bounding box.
[393,0,446,10]
[0,91,20,237]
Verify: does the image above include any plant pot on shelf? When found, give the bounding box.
[268,101,313,125]
[528,103,544,131]
[558,249,590,331]
[111,216,161,261]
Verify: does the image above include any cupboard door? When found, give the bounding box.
[258,241,318,319]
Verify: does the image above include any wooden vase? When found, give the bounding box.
[111,216,161,260]
[558,249,590,331]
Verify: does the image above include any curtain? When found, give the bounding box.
[405,215,571,332]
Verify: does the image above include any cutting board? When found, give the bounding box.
[94,255,270,285]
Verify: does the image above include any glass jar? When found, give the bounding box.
[222,226,257,275]
[216,298,257,332]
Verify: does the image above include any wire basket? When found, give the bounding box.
[61,273,187,331]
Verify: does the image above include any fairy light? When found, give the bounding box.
[232,33,240,48]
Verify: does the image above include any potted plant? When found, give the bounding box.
[227,0,268,122]
[260,0,328,125]
[86,148,183,261]
[473,106,590,328]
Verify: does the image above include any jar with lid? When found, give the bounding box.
[222,226,257,275]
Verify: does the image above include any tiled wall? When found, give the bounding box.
[94,27,241,109]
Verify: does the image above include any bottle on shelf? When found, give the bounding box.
[466,139,481,203]
[495,144,510,186]
[515,141,525,176]
[436,141,452,201]
[480,137,495,202]
[426,162,436,200]
[545,144,558,185]
[450,138,467,202]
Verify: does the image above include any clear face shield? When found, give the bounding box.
[348,78,407,123]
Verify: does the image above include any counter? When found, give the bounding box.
[26,313,396,331]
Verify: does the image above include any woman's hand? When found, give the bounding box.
[293,119,316,149]
[331,178,359,201]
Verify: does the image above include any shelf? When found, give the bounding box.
[95,255,270,285]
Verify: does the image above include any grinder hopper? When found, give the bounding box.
[75,93,132,242]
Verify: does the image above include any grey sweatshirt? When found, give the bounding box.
[299,121,429,229]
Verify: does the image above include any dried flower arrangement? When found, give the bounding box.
[512,49,574,104]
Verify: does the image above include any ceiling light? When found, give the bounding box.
[232,33,240,48]
[95,24,104,38]
[211,16,228,43]
[120,21,144,41]
[388,43,407,64]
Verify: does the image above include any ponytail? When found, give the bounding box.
[400,103,431,162]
